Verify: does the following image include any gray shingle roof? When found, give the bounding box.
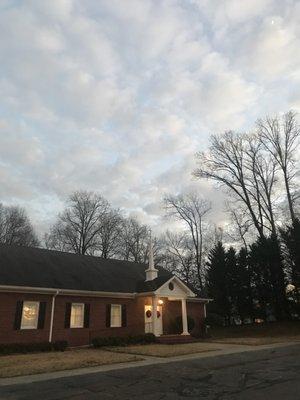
[0,245,173,293]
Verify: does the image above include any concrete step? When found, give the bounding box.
[157,335,197,344]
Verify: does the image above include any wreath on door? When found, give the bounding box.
[146,310,161,318]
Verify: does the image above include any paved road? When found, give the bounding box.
[0,344,299,400]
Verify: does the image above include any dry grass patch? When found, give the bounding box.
[210,322,300,339]
[208,322,300,346]
[209,336,300,346]
[0,349,141,378]
[107,342,221,358]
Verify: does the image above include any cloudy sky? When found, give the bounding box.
[0,0,300,236]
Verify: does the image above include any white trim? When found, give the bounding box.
[187,297,212,303]
[0,285,135,298]
[0,284,212,302]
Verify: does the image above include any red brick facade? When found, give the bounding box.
[0,292,205,347]
[162,299,205,336]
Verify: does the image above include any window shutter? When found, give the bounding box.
[14,300,23,330]
[106,304,111,327]
[121,304,127,327]
[38,302,47,329]
[64,302,71,328]
[84,303,90,328]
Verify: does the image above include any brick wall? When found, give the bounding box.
[0,292,205,346]
[0,293,155,347]
[51,295,150,347]
[0,292,52,344]
[162,299,205,335]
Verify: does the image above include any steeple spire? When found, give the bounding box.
[145,231,158,281]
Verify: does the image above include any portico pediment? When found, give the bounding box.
[154,276,196,298]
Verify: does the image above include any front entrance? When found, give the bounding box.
[144,305,163,335]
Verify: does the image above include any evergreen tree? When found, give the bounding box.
[207,242,231,323]
[281,219,300,315]
[249,235,288,320]
[225,247,238,321]
[281,219,300,291]
[235,247,254,321]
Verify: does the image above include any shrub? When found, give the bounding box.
[92,336,126,347]
[92,333,156,348]
[173,316,195,334]
[127,333,156,345]
[91,337,109,347]
[143,333,156,343]
[0,341,68,356]
[52,340,68,352]
[205,313,225,327]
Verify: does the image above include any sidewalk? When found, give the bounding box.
[0,341,298,387]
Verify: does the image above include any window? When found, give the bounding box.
[110,304,122,327]
[70,303,84,328]
[21,301,39,329]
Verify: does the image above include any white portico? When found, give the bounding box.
[143,239,198,337]
[152,276,196,336]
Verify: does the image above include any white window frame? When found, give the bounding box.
[21,301,40,330]
[110,304,122,328]
[70,303,85,329]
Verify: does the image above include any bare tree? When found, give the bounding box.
[45,191,109,255]
[164,193,211,290]
[225,204,253,251]
[117,217,164,265]
[118,217,149,263]
[98,208,123,259]
[194,131,281,239]
[244,135,279,236]
[0,204,39,247]
[162,231,196,285]
[194,132,265,238]
[257,111,300,222]
[194,119,293,319]
[44,224,69,252]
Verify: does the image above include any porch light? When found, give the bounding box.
[158,299,164,305]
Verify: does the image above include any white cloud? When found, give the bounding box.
[0,0,298,237]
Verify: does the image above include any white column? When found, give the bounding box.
[181,298,189,335]
[152,296,158,336]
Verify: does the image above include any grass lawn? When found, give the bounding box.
[0,348,142,378]
[208,336,300,346]
[107,342,221,358]
[208,321,300,346]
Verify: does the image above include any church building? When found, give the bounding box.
[0,243,208,347]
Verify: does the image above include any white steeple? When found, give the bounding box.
[145,232,158,281]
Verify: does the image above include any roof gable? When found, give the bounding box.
[155,276,196,298]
